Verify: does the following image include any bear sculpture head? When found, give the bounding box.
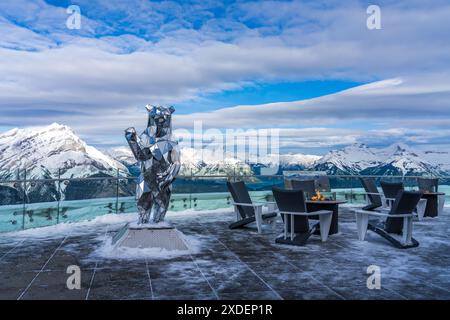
[145,105,175,138]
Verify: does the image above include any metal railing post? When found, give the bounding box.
[22,168,26,230]
[115,169,120,214]
[190,168,193,209]
[56,168,61,224]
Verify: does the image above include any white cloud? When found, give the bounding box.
[174,75,450,128]
[1,0,450,151]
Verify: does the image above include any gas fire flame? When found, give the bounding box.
[311,190,326,201]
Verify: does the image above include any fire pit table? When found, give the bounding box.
[306,200,347,235]
[421,192,446,217]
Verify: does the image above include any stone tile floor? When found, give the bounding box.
[0,207,449,300]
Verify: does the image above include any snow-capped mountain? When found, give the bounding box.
[108,142,448,177]
[279,153,321,168]
[248,153,320,174]
[104,146,136,167]
[106,144,321,176]
[179,147,253,176]
[314,143,447,176]
[0,123,130,203]
[0,123,127,180]
[107,146,254,176]
[256,153,320,170]
[314,143,384,175]
[420,150,450,173]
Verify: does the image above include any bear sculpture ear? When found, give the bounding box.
[145,104,155,112]
[169,105,175,114]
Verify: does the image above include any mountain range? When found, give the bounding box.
[314,143,450,176]
[84,135,450,178]
[1,124,449,186]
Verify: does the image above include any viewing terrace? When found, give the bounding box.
[0,173,449,300]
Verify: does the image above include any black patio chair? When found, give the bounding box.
[360,177,384,211]
[417,178,439,193]
[380,181,404,207]
[417,177,445,217]
[315,176,337,200]
[284,178,293,189]
[287,179,316,198]
[354,190,423,249]
[272,187,333,246]
[227,181,278,233]
[316,175,331,192]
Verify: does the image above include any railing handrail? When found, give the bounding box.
[1,173,450,184]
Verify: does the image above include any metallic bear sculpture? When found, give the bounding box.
[125,105,181,224]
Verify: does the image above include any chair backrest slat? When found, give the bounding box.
[360,177,383,210]
[316,176,331,192]
[385,190,423,234]
[380,181,404,199]
[227,181,255,218]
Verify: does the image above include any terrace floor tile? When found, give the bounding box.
[0,208,449,300]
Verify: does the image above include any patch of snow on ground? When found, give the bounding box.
[0,208,233,240]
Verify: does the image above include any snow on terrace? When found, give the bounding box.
[0,207,449,300]
[0,208,233,240]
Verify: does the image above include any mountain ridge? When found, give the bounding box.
[314,143,448,176]
[1,124,449,179]
[0,123,127,179]
[0,123,131,203]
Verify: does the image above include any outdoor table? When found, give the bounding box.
[421,192,446,217]
[305,200,347,235]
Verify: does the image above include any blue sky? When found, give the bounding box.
[1,0,450,155]
[175,80,364,114]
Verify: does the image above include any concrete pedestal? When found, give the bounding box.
[112,222,189,251]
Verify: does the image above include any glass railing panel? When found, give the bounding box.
[240,175,283,203]
[116,176,137,214]
[0,169,26,182]
[0,172,448,234]
[24,179,59,229]
[0,180,24,206]
[327,176,348,202]
[244,175,284,191]
[439,178,450,203]
[172,176,193,210]
[59,176,119,224]
[379,176,402,184]
[347,176,366,205]
[0,181,24,232]
[355,176,365,202]
[187,176,230,211]
[403,176,419,191]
